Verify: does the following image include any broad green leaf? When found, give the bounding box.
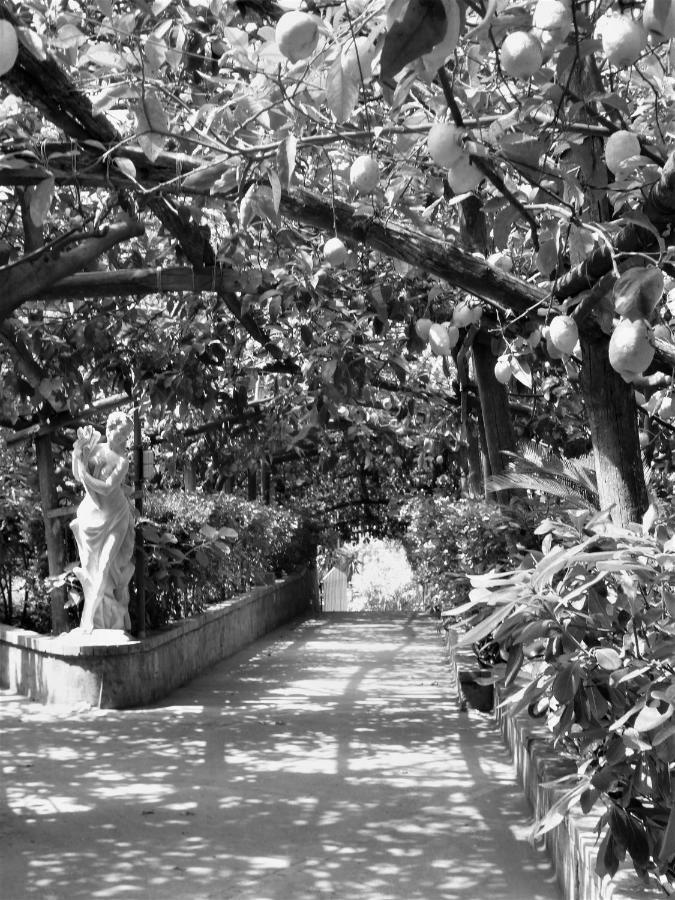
[456,599,519,647]
[633,703,673,733]
[595,647,622,671]
[276,135,297,190]
[326,54,360,124]
[531,782,587,838]
[509,356,532,389]
[52,24,87,49]
[552,664,579,703]
[112,157,137,180]
[380,0,447,88]
[135,90,168,162]
[595,829,621,880]
[659,804,675,862]
[268,169,281,214]
[92,82,138,115]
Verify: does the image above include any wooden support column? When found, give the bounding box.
[35,431,68,634]
[183,460,196,492]
[473,337,517,482]
[456,193,503,496]
[247,462,258,501]
[133,409,145,638]
[261,459,271,505]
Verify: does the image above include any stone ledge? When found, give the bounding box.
[0,568,316,708]
[445,631,661,900]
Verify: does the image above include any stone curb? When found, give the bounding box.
[0,568,317,708]
[444,630,661,900]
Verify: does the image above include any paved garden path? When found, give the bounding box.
[1,615,560,900]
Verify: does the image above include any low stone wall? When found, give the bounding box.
[445,632,660,900]
[0,568,315,709]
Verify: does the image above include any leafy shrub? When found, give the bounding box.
[140,492,317,630]
[456,507,675,887]
[0,492,57,632]
[400,495,530,609]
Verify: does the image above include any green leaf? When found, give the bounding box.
[112,157,137,180]
[276,135,297,190]
[380,0,447,88]
[580,788,598,814]
[268,169,281,215]
[180,159,231,192]
[552,663,579,704]
[595,647,622,671]
[633,703,673,733]
[135,89,168,162]
[92,82,138,115]
[504,644,524,687]
[595,829,621,879]
[326,54,360,124]
[659,804,675,863]
[509,356,532,389]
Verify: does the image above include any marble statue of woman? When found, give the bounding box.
[70,411,136,633]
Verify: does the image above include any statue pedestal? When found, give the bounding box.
[54,627,134,648]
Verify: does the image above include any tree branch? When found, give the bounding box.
[0,321,46,390]
[0,219,145,322]
[554,152,675,301]
[0,9,298,371]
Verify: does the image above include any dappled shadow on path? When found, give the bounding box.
[1,615,558,900]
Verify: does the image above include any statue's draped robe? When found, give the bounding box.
[70,454,135,632]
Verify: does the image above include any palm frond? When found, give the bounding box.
[492,442,600,510]
[485,474,597,510]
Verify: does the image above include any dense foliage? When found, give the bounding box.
[401,495,531,608]
[1,486,317,633]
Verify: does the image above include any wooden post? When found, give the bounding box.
[261,458,271,505]
[247,461,258,501]
[183,460,196,492]
[473,337,517,483]
[35,431,68,634]
[133,409,146,638]
[466,417,484,498]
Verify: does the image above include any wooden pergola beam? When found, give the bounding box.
[33,266,241,301]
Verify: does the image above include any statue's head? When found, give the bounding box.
[106,411,133,446]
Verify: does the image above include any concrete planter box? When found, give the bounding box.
[0,568,315,709]
[445,632,661,900]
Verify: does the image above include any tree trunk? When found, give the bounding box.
[472,338,517,482]
[579,331,648,525]
[35,432,68,634]
[572,58,648,526]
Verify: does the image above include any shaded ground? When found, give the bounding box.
[1,614,560,900]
